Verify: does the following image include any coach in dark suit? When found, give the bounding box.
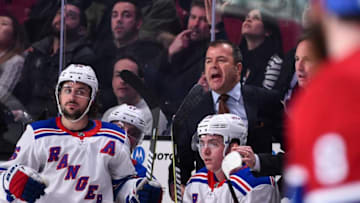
[174,40,283,184]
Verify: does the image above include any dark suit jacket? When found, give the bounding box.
[174,84,283,184]
[257,153,284,176]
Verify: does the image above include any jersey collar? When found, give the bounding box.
[208,170,226,191]
[56,116,102,140]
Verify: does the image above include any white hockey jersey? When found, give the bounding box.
[183,167,279,203]
[0,117,139,203]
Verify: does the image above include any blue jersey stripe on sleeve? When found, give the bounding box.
[188,178,208,185]
[93,134,125,143]
[231,180,249,195]
[35,133,70,140]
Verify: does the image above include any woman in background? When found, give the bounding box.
[240,9,284,90]
[0,13,25,160]
[0,13,25,107]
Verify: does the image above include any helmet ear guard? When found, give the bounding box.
[55,64,98,122]
[196,113,248,157]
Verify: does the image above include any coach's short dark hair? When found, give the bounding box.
[208,40,243,64]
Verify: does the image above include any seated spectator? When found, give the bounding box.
[240,9,284,90]
[0,13,28,156]
[283,29,324,109]
[13,0,96,121]
[94,0,168,112]
[91,0,181,43]
[274,4,325,98]
[183,113,279,202]
[294,32,322,88]
[23,0,92,44]
[158,0,227,117]
[239,9,285,163]
[0,13,25,109]
[102,54,168,137]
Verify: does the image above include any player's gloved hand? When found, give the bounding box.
[137,179,162,203]
[3,164,47,202]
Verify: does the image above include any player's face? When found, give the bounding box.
[241,9,266,38]
[199,135,225,172]
[111,2,141,42]
[126,124,142,149]
[295,40,317,87]
[59,81,91,120]
[187,6,210,41]
[112,58,140,103]
[112,121,142,151]
[205,44,241,94]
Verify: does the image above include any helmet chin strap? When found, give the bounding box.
[67,106,90,123]
[64,100,92,123]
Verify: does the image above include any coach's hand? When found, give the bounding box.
[3,164,47,202]
[231,146,256,168]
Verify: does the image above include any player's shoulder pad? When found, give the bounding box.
[97,121,127,143]
[30,118,57,130]
[187,167,208,185]
[227,167,275,196]
[230,167,274,189]
[31,118,68,140]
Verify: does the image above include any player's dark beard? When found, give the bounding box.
[51,25,80,42]
[62,108,82,120]
[61,102,83,120]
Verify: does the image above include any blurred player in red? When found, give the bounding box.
[285,0,360,202]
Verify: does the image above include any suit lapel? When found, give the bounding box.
[193,92,215,123]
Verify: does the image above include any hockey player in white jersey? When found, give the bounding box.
[183,113,279,203]
[105,104,147,177]
[0,64,162,203]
